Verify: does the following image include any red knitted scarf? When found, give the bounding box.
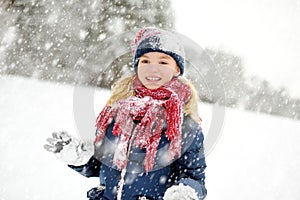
[94,77,191,173]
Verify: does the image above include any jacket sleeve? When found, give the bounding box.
[171,126,207,199]
[68,156,101,178]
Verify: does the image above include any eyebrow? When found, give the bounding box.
[141,55,172,59]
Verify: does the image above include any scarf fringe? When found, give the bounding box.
[94,78,191,173]
[94,106,115,144]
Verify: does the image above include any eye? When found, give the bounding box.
[140,59,150,64]
[159,61,169,65]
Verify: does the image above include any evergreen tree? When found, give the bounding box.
[204,48,246,107]
[0,0,20,73]
[1,0,175,87]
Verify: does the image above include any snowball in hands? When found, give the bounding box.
[44,131,93,166]
[163,183,199,200]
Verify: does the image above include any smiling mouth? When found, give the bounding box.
[146,77,161,81]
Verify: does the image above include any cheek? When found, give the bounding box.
[136,67,145,78]
[160,67,178,78]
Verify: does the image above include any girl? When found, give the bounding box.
[45,27,207,200]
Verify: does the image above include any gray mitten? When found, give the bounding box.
[44,131,93,166]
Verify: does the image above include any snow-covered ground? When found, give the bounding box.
[1,75,300,200]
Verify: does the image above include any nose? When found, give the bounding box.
[146,64,162,72]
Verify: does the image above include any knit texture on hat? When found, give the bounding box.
[94,77,191,173]
[131,27,185,75]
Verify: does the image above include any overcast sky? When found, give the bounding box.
[172,0,300,98]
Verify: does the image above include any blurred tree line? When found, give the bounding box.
[0,0,299,120]
[204,49,300,120]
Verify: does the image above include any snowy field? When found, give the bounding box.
[0,75,300,200]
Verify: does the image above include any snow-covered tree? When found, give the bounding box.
[291,99,300,120]
[0,0,20,73]
[1,0,175,86]
[244,76,300,120]
[203,48,246,107]
[244,77,273,113]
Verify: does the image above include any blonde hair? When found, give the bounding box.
[106,74,199,122]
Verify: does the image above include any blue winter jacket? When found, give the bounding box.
[69,116,207,200]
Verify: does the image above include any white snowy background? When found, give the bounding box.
[1,75,300,200]
[173,0,300,98]
[1,0,300,200]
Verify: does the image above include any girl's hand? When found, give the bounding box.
[44,131,93,166]
[44,131,72,153]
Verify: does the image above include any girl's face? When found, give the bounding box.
[137,52,180,90]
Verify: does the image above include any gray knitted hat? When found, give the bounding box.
[131,27,185,75]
